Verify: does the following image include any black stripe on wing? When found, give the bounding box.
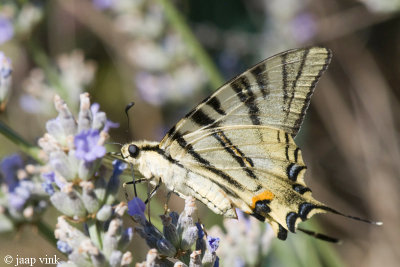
[186,109,260,182]
[250,63,269,99]
[292,48,332,134]
[174,131,245,191]
[231,76,261,125]
[286,48,310,118]
[282,52,289,107]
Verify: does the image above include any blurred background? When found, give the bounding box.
[0,0,399,266]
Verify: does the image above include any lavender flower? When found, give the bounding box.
[20,51,96,114]
[207,236,220,253]
[36,94,133,266]
[0,15,14,44]
[74,129,106,163]
[38,93,119,219]
[132,196,219,266]
[208,209,274,266]
[57,240,73,254]
[95,1,208,106]
[0,154,48,232]
[12,3,43,36]
[127,197,146,217]
[55,215,133,267]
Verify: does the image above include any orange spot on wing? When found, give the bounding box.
[251,190,275,209]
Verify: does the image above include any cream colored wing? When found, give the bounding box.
[166,125,331,240]
[161,47,331,149]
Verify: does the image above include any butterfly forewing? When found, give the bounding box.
[161,47,332,149]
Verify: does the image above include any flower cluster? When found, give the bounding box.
[37,93,132,266]
[128,197,220,266]
[20,50,96,115]
[38,93,117,214]
[55,205,133,267]
[0,51,12,110]
[208,210,274,266]
[0,154,48,232]
[94,0,207,106]
[0,2,43,44]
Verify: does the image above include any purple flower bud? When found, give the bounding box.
[127,197,145,217]
[207,236,220,253]
[91,107,107,131]
[0,16,13,44]
[103,120,119,133]
[57,240,73,254]
[180,226,198,250]
[8,192,26,210]
[0,154,23,192]
[42,172,56,195]
[195,222,204,239]
[74,129,106,163]
[112,160,127,176]
[169,212,179,226]
[156,238,176,257]
[42,172,56,183]
[214,256,219,267]
[42,180,55,195]
[161,215,179,247]
[118,227,133,250]
[90,103,100,114]
[107,160,126,196]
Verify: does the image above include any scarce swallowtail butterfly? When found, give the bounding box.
[120,47,382,241]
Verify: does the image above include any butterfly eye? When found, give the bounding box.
[128,144,139,158]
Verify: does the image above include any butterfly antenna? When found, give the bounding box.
[297,227,341,243]
[105,141,123,146]
[125,102,135,135]
[323,206,383,226]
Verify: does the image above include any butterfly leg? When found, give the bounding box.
[144,178,162,204]
[123,178,147,202]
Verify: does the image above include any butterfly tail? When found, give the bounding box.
[320,205,383,226]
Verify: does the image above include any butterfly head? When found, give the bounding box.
[120,140,159,165]
[121,142,142,165]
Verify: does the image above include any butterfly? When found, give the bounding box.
[119,47,381,241]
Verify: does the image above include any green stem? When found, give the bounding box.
[37,220,57,247]
[155,0,225,89]
[0,121,43,163]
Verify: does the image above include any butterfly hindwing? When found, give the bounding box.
[166,125,328,239]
